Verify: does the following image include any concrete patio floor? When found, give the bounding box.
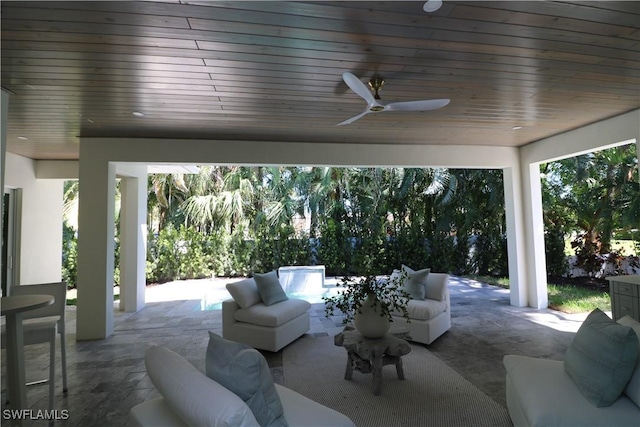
[2,276,592,426]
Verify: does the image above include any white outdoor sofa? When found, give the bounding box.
[504,314,640,426]
[130,345,355,427]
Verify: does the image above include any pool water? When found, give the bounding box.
[198,281,342,311]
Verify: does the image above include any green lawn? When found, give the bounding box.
[547,283,610,314]
[66,287,119,306]
[463,275,610,314]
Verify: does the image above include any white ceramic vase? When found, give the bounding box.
[354,293,391,338]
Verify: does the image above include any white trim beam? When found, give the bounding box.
[79,139,520,169]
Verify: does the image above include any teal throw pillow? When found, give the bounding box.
[617,316,640,407]
[206,332,288,427]
[564,308,639,407]
[254,270,289,306]
[401,265,430,300]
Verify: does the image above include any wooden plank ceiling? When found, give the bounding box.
[1,1,639,160]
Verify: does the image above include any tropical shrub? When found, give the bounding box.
[471,233,508,276]
[389,231,430,274]
[428,233,459,274]
[316,219,354,275]
[61,221,77,289]
[146,224,213,283]
[544,226,569,277]
[225,227,254,277]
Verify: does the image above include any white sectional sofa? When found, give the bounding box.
[130,345,355,427]
[223,276,311,352]
[391,272,451,345]
[504,314,640,427]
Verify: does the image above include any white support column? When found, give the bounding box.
[118,165,148,313]
[503,166,528,307]
[76,153,116,340]
[521,161,548,309]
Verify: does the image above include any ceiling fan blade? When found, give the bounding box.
[385,99,450,112]
[342,72,375,104]
[336,110,369,126]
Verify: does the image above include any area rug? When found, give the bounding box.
[282,335,512,427]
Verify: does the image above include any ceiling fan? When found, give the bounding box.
[337,72,450,126]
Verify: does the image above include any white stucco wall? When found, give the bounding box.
[4,152,63,285]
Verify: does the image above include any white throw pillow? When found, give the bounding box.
[425,274,446,301]
[145,345,259,427]
[617,315,640,407]
[401,265,430,300]
[227,278,263,309]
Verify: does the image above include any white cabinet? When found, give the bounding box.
[606,275,640,321]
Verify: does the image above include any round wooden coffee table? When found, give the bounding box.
[334,325,412,395]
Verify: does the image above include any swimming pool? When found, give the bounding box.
[197,278,343,311]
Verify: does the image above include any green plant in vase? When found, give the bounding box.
[323,272,411,337]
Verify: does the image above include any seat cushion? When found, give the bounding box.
[564,308,638,407]
[145,345,259,427]
[206,332,287,427]
[227,278,263,309]
[402,298,447,321]
[254,271,289,306]
[130,397,189,427]
[234,299,311,327]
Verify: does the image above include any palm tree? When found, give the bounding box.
[541,143,638,274]
[180,166,258,235]
[299,167,353,237]
[261,167,306,229]
[148,173,190,232]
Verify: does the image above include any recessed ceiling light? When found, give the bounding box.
[423,0,442,12]
[512,126,522,130]
[17,136,28,140]
[132,111,145,117]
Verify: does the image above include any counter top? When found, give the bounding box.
[606,275,640,285]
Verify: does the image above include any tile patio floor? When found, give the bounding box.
[1,276,592,426]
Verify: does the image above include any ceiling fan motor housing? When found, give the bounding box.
[368,76,385,100]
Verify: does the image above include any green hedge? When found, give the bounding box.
[63,221,511,286]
